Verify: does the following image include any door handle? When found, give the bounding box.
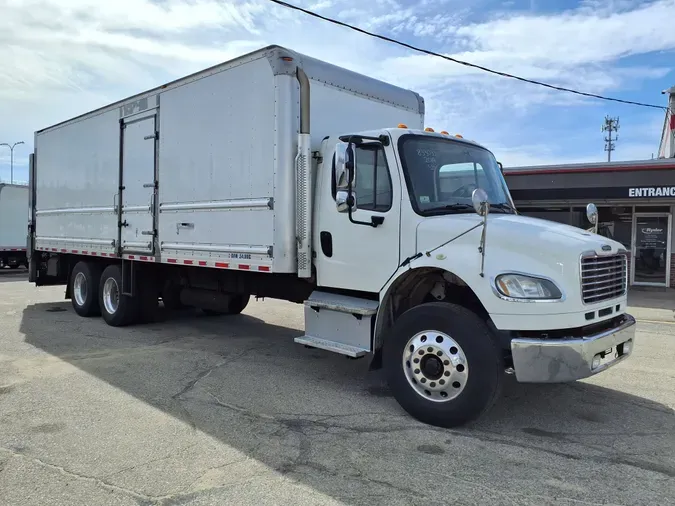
[176,222,194,234]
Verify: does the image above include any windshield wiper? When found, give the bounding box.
[424,203,475,215]
[489,203,515,213]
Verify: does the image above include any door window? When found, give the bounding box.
[354,144,392,212]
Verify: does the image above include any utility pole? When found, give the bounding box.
[659,85,675,159]
[0,141,25,184]
[602,116,619,162]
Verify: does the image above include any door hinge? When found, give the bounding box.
[119,220,129,227]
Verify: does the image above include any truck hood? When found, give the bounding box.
[415,212,626,283]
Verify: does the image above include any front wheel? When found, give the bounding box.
[383,302,503,428]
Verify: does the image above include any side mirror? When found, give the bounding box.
[586,203,598,225]
[586,203,598,233]
[335,142,355,190]
[336,190,356,213]
[471,188,489,217]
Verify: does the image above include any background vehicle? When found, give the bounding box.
[0,183,28,269]
[27,45,635,427]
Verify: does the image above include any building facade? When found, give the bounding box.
[504,159,675,288]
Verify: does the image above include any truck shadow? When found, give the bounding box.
[19,301,675,504]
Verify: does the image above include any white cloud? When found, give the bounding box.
[0,0,673,182]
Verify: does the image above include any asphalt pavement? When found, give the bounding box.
[1,269,673,505]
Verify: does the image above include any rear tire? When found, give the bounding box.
[70,261,102,317]
[202,294,250,316]
[383,302,503,428]
[98,264,138,327]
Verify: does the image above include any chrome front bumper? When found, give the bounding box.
[510,314,636,383]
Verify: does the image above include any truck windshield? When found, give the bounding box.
[398,135,515,216]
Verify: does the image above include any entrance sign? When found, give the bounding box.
[629,187,675,198]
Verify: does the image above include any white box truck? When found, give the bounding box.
[0,183,28,269]
[27,45,636,427]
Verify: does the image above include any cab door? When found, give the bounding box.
[314,140,401,293]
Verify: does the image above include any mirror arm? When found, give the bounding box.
[346,179,383,228]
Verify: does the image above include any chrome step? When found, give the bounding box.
[294,335,368,358]
[304,291,378,316]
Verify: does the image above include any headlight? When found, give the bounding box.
[495,274,563,300]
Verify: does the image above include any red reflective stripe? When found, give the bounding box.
[184,259,193,265]
[238,264,250,270]
[258,266,270,272]
[140,256,149,261]
[101,253,107,257]
[60,249,67,253]
[82,251,88,254]
[71,250,78,254]
[198,260,207,266]
[51,248,58,252]
[128,255,135,260]
[167,258,177,263]
[670,115,675,130]
[215,262,229,268]
[91,252,97,256]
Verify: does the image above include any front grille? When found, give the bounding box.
[581,254,627,304]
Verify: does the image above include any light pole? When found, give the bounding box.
[0,141,25,184]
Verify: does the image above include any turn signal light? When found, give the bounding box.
[425,127,435,132]
[397,123,408,128]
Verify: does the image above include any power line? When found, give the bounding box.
[266,0,667,111]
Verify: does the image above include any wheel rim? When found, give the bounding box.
[73,272,87,307]
[402,330,469,403]
[102,277,120,315]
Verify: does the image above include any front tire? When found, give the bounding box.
[98,264,138,327]
[383,302,503,428]
[70,261,102,317]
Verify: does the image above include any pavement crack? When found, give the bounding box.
[103,443,200,479]
[0,446,161,503]
[172,362,225,400]
[454,429,675,479]
[172,348,264,402]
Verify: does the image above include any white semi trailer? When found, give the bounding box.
[0,183,28,269]
[28,45,636,427]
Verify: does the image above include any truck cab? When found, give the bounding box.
[306,125,635,427]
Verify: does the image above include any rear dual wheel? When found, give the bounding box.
[70,261,103,317]
[99,264,139,327]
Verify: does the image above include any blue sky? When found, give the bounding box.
[1,0,673,183]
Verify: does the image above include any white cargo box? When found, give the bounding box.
[0,184,28,251]
[34,45,424,273]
